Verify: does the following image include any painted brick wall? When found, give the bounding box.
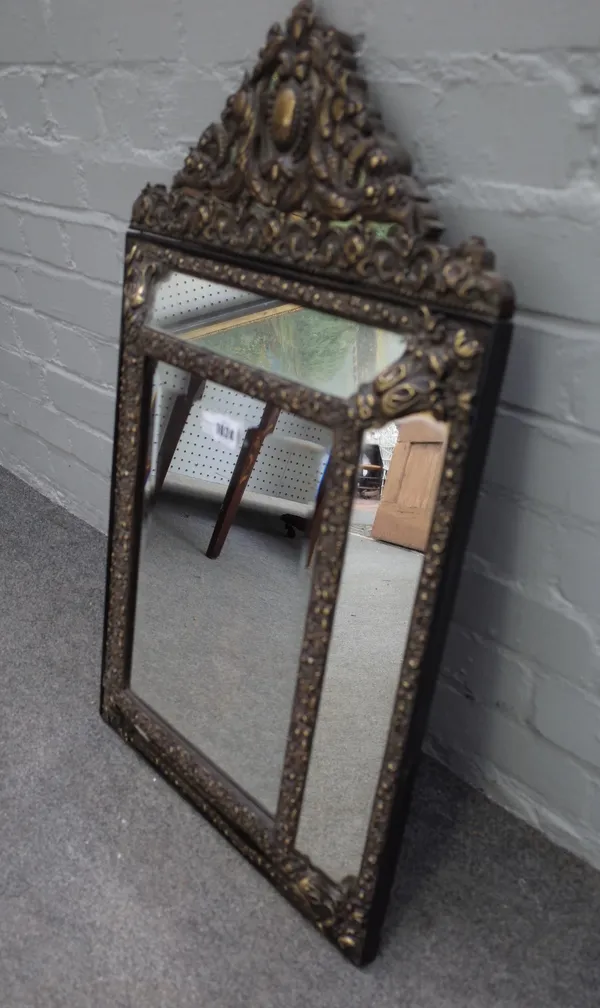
[1,1,600,867]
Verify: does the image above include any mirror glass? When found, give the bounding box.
[149,271,406,398]
[296,415,449,881]
[130,363,332,813]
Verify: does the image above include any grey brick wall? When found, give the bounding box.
[1,1,600,867]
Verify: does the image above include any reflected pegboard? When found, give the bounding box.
[150,273,264,331]
[368,422,399,474]
[150,366,332,507]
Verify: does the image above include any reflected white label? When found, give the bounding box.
[200,410,245,451]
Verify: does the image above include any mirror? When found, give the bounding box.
[297,416,448,881]
[131,364,331,813]
[149,271,407,399]
[102,0,514,968]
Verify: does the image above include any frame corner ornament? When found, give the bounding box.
[123,242,170,334]
[350,306,483,428]
[130,1,514,321]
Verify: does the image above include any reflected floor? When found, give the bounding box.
[132,491,423,875]
[297,506,423,881]
[131,492,310,813]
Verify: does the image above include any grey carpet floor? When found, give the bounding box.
[1,466,599,1007]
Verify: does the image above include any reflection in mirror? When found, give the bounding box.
[297,414,449,882]
[131,363,332,813]
[149,271,406,398]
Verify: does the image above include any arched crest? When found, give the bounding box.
[131,1,513,320]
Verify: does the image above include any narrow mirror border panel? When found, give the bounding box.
[101,237,510,963]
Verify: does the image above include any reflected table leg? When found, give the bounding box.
[306,455,330,567]
[206,403,280,560]
[280,455,330,565]
[155,375,205,495]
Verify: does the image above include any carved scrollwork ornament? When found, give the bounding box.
[123,244,170,334]
[130,1,514,320]
[349,309,483,428]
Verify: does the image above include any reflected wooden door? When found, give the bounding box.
[371,414,448,552]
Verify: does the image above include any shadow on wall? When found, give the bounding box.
[380,756,472,949]
[424,328,539,823]
[359,338,536,946]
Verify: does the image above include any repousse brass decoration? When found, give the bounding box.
[130,1,513,321]
[122,242,482,430]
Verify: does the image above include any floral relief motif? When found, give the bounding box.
[130,1,513,320]
[172,0,433,226]
[124,241,484,434]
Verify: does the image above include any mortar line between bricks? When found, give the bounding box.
[44,363,115,396]
[0,301,122,349]
[450,607,600,685]
[431,681,600,780]
[44,363,116,398]
[0,60,185,72]
[1,47,599,72]
[0,194,125,232]
[515,308,600,333]
[450,612,599,670]
[445,621,539,672]
[455,557,600,626]
[0,380,114,438]
[477,482,600,538]
[0,250,121,293]
[497,402,600,444]
[0,347,115,394]
[0,129,189,162]
[427,735,589,826]
[432,174,600,208]
[1,417,110,477]
[4,409,114,449]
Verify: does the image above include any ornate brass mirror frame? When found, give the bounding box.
[101,1,514,966]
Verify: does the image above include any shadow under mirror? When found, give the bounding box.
[148,271,406,398]
[296,413,449,882]
[130,362,332,814]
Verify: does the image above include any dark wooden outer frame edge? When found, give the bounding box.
[360,318,512,964]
